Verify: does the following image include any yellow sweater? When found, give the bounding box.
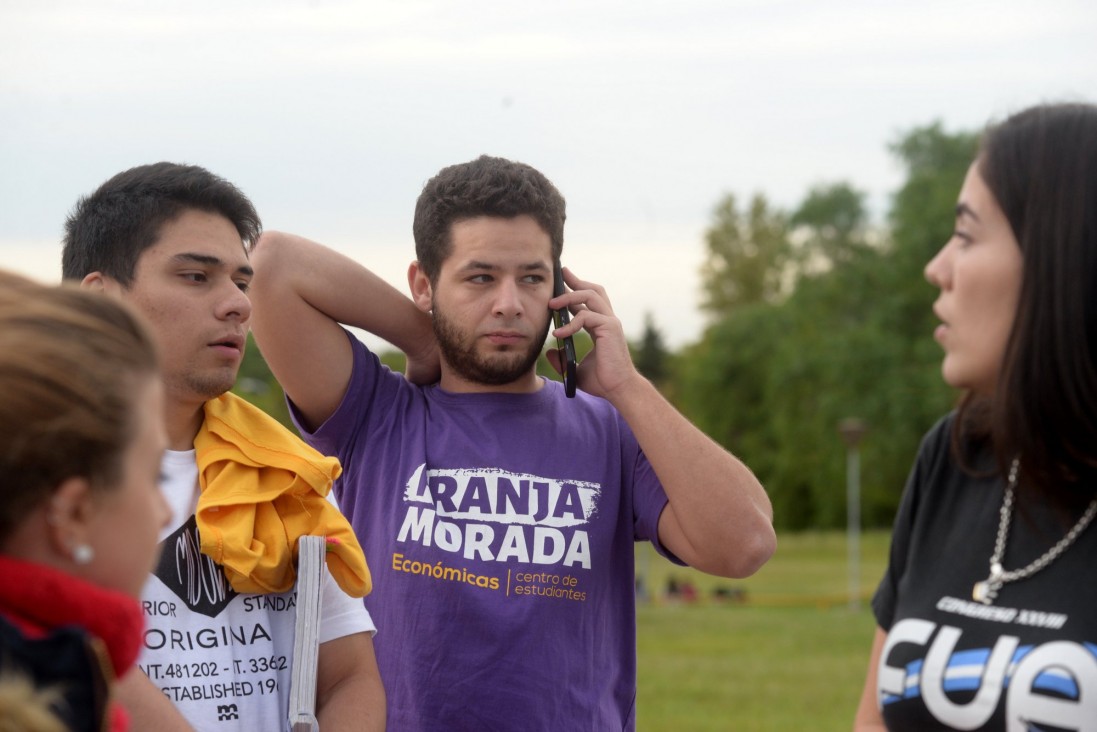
[193,392,370,597]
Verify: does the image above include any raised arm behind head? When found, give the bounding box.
[249,231,438,432]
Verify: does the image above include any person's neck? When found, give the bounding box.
[438,367,543,395]
[165,398,207,451]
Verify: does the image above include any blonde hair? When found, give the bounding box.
[0,271,159,543]
[0,669,66,732]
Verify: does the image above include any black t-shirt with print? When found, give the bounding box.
[873,413,1097,731]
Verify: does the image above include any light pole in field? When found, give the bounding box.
[838,418,867,611]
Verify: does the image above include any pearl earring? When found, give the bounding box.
[72,544,95,565]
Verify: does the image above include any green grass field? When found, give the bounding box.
[636,531,890,730]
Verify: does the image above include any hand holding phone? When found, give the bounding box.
[552,263,577,398]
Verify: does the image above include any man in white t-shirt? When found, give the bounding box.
[62,162,385,731]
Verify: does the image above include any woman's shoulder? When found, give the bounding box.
[916,411,957,460]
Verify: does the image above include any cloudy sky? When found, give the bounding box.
[2,0,1094,350]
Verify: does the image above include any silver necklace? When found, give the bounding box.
[973,457,1097,605]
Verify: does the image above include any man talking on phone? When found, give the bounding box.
[249,155,775,731]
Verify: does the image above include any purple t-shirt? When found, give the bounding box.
[293,332,674,731]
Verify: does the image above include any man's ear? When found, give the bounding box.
[80,271,123,296]
[408,261,434,314]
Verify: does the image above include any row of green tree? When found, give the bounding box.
[633,122,979,529]
[235,121,980,531]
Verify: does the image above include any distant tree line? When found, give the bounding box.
[660,122,978,529]
[235,121,979,531]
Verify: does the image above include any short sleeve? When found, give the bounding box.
[319,570,377,641]
[871,414,953,630]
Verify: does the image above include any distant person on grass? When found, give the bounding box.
[248,154,776,730]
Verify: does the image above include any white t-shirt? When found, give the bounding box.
[136,449,376,731]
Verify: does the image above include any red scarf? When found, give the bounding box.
[0,555,143,732]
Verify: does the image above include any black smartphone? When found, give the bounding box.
[552,262,577,398]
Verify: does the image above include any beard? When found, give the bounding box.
[432,304,549,386]
[172,349,242,403]
[181,366,239,402]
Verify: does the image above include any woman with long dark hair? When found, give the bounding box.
[854,102,1097,730]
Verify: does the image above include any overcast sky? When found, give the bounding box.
[2,0,1094,350]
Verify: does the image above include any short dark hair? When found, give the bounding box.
[62,162,261,286]
[959,103,1097,494]
[412,155,566,281]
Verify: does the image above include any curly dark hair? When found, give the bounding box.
[412,155,566,282]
